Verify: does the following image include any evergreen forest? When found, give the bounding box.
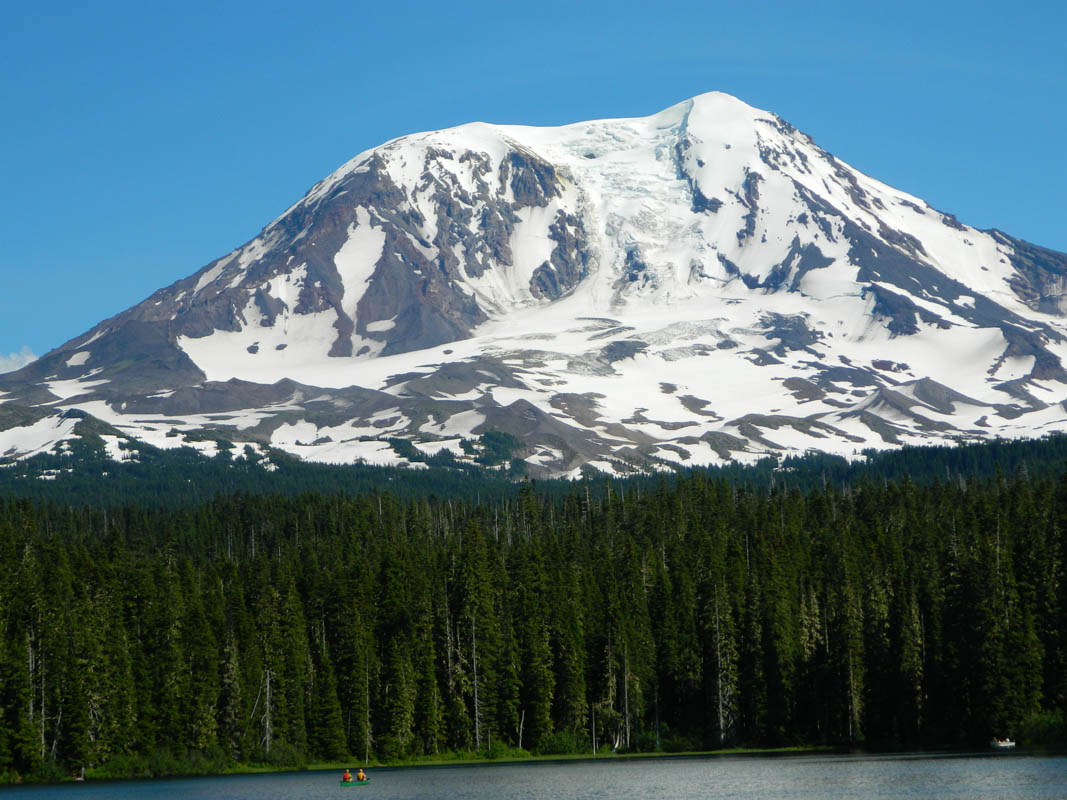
[2,458,1066,782]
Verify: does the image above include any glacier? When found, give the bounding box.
[3,92,1067,476]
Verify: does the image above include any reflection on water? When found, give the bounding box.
[2,752,1066,800]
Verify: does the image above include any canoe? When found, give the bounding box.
[340,779,371,786]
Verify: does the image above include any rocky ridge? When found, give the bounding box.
[3,92,1067,476]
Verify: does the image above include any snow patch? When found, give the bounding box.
[0,415,80,459]
[65,351,90,367]
[335,207,388,335]
[366,317,397,332]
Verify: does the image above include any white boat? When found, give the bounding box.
[989,738,1016,750]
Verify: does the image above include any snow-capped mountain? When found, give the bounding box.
[4,92,1067,476]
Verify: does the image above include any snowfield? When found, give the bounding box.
[4,92,1067,475]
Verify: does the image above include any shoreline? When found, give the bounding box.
[14,743,1064,786]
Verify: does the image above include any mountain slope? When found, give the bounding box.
[4,92,1067,475]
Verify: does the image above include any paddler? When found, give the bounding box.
[356,768,367,782]
[342,768,353,782]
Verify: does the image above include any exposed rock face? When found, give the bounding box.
[5,92,1067,477]
[997,230,1067,315]
[530,212,587,300]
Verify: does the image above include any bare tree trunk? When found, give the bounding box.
[591,705,596,754]
[623,644,630,749]
[40,649,46,760]
[847,654,855,744]
[50,708,62,759]
[472,611,481,751]
[27,633,35,728]
[715,596,724,745]
[445,607,454,681]
[262,668,274,754]
[364,661,371,764]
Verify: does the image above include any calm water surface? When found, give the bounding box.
[2,752,1065,799]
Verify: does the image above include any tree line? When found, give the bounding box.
[7,422,1067,511]
[0,469,1065,781]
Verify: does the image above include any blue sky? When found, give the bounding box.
[2,0,1065,370]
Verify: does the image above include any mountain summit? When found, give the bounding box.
[4,92,1067,475]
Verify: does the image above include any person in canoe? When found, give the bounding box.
[342,768,353,783]
[356,768,367,782]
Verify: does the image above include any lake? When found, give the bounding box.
[2,752,1065,799]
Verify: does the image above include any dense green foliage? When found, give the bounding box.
[7,429,1067,510]
[1,466,1065,782]
[0,437,534,509]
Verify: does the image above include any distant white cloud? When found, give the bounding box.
[0,345,37,375]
